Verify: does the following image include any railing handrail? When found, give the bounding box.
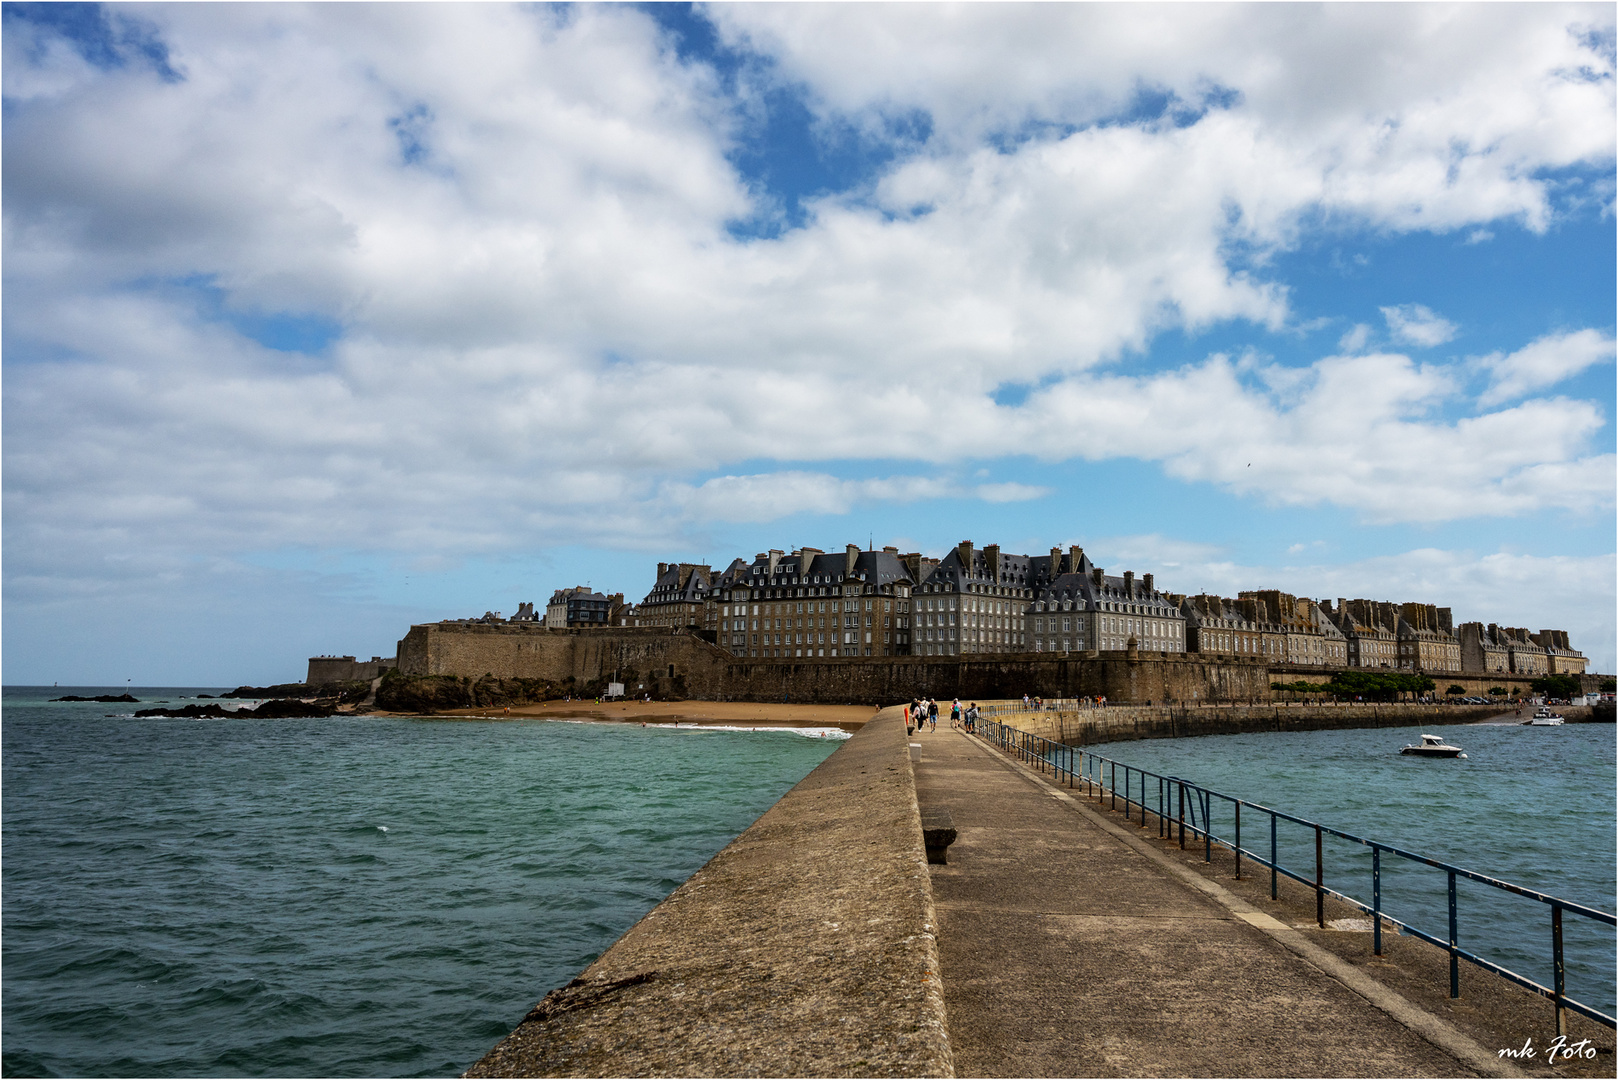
[974,717,1616,1031]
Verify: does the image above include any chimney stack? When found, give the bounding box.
[845,544,860,575]
[1124,570,1135,598]
[957,540,975,574]
[984,543,1001,582]
[1143,572,1154,595]
[1092,567,1104,588]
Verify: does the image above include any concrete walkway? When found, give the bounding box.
[912,725,1512,1079]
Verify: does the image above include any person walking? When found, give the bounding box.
[949,699,961,730]
[927,698,939,731]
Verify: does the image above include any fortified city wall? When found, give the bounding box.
[987,701,1526,747]
[395,622,1274,703]
[306,655,397,684]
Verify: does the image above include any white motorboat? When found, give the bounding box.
[1524,708,1565,726]
[1400,733,1467,758]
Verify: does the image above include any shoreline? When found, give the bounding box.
[425,699,877,731]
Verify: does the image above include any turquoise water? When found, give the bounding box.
[1,687,843,1078]
[1081,722,1616,1016]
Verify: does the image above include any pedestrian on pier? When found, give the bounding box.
[928,698,939,730]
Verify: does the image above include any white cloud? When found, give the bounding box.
[974,482,1051,504]
[1381,304,1459,348]
[1338,323,1371,353]
[1475,328,1616,406]
[3,3,1613,650]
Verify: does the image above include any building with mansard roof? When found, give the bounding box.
[1239,590,1347,667]
[544,587,613,628]
[908,540,1036,656]
[1391,603,1461,673]
[1532,629,1587,675]
[1457,622,1512,675]
[704,544,916,659]
[1322,599,1400,669]
[1178,594,1271,660]
[1022,546,1185,655]
[630,563,714,629]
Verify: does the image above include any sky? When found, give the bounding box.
[3,2,1614,686]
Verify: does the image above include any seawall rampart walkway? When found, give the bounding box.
[912,724,1522,1077]
[980,700,1516,747]
[465,706,950,1078]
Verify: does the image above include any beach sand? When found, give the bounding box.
[432,699,878,731]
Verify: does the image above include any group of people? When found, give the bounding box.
[908,697,981,734]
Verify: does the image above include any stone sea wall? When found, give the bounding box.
[396,622,1272,705]
[991,701,1524,747]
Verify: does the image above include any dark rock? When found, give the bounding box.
[51,693,139,703]
[375,672,564,713]
[131,699,333,720]
[222,683,311,699]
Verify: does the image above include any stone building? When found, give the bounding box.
[1239,590,1346,667]
[1322,599,1400,669]
[630,564,713,629]
[544,587,613,628]
[1395,603,1461,673]
[1023,547,1185,655]
[1532,629,1587,675]
[1178,594,1269,659]
[910,540,1036,656]
[1457,622,1512,675]
[1494,627,1548,675]
[707,545,915,659]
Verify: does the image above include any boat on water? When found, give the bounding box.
[1524,708,1565,726]
[1400,733,1467,758]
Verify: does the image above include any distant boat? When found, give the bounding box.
[1400,733,1467,758]
[1524,708,1565,726]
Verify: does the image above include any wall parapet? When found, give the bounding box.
[465,706,952,1078]
[996,702,1518,746]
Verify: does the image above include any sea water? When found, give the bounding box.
[1082,721,1616,1016]
[1,687,844,1078]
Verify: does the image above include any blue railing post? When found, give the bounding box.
[1373,847,1382,956]
[1203,790,1212,863]
[1448,870,1460,998]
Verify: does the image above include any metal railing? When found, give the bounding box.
[977,718,1617,1033]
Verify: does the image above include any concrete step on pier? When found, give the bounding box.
[912,725,1518,1079]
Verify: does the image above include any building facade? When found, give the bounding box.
[544,587,613,628]
[1023,547,1185,655]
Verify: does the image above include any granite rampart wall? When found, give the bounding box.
[306,655,397,684]
[993,702,1516,747]
[397,622,1273,704]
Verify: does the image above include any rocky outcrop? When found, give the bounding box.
[374,671,567,713]
[52,693,139,703]
[132,699,334,719]
[223,681,370,702]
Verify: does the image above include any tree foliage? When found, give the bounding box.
[1529,674,1582,699]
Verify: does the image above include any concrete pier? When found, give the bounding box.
[912,725,1524,1078]
[465,706,951,1078]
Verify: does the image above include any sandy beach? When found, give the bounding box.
[431,699,878,731]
